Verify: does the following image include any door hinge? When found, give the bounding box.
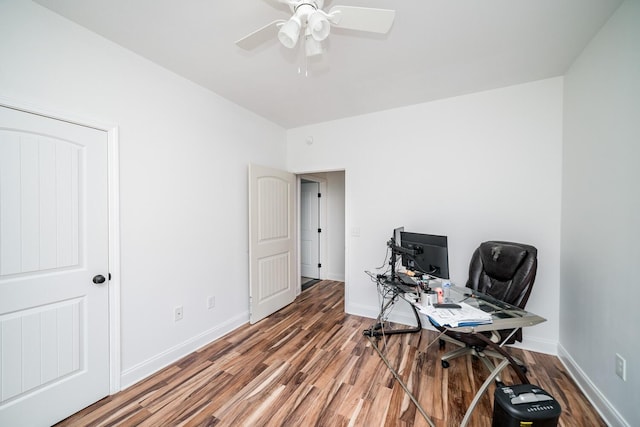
[108,272,111,281]
[317,228,322,233]
[318,192,322,198]
[318,263,322,268]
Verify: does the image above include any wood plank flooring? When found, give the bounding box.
[57,280,605,427]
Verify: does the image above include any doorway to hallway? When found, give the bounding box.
[300,179,320,279]
[298,171,345,291]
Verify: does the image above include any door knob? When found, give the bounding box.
[92,274,106,284]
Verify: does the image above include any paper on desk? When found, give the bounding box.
[418,302,493,327]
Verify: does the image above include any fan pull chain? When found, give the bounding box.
[298,54,309,77]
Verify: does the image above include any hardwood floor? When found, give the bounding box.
[57,280,604,427]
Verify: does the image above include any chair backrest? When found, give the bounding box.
[466,241,538,309]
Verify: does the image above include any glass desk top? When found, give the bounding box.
[444,284,546,332]
[385,279,546,333]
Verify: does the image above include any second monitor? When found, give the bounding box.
[399,231,449,280]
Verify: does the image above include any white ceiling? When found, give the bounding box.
[34,0,622,129]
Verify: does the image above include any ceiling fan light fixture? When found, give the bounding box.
[304,29,323,57]
[278,15,302,48]
[236,2,396,59]
[308,11,330,41]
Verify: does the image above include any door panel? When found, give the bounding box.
[1,134,80,275]
[0,106,109,426]
[248,164,296,324]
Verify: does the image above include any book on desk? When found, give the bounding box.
[418,301,493,328]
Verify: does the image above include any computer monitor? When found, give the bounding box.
[392,226,404,247]
[399,231,449,279]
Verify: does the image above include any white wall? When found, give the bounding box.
[560,1,640,426]
[326,171,345,281]
[287,78,563,354]
[0,0,286,387]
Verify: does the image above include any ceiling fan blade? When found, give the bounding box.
[328,6,395,34]
[235,20,286,50]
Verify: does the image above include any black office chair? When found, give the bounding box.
[439,241,538,377]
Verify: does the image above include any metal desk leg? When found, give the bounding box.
[460,358,510,427]
[476,332,529,384]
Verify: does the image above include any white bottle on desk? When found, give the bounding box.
[442,281,451,302]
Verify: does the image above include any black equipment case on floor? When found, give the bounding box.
[492,384,561,427]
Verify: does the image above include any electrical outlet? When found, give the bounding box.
[615,353,626,381]
[174,305,183,322]
[207,296,215,310]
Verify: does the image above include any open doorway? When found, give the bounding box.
[298,171,345,292]
[301,179,321,290]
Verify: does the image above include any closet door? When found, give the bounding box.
[0,106,110,426]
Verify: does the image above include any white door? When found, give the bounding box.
[248,164,296,324]
[0,106,110,426]
[300,181,320,279]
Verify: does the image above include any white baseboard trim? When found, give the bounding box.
[326,273,345,282]
[558,344,629,427]
[120,312,248,389]
[511,336,557,356]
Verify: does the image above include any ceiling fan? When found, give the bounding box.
[236,1,396,57]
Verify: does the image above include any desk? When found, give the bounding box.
[363,273,546,427]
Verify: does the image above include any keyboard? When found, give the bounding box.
[396,272,417,286]
[396,283,418,293]
[395,272,418,293]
